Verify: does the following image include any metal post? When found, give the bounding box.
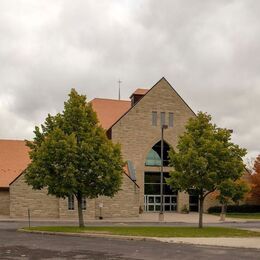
[159,124,168,221]
[28,208,31,229]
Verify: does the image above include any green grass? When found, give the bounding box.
[23,226,260,237]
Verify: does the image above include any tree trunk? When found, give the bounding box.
[77,193,85,228]
[199,195,204,228]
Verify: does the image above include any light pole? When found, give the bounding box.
[159,124,168,221]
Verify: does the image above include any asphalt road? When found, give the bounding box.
[0,221,260,259]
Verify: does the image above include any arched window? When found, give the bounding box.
[145,141,170,166]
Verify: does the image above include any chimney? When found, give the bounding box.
[130,88,149,107]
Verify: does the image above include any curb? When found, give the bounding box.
[18,229,260,250]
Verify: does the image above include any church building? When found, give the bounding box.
[0,78,216,219]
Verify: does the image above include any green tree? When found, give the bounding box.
[167,112,246,228]
[217,179,249,221]
[25,89,124,227]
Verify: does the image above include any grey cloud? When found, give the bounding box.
[0,0,259,159]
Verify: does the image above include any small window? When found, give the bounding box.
[82,197,87,210]
[152,111,157,126]
[169,112,174,127]
[161,112,166,126]
[68,195,74,210]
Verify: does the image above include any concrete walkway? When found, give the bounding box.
[0,212,258,223]
[138,212,250,223]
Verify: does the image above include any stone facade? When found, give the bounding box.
[110,78,213,212]
[0,190,10,215]
[9,170,139,219]
[6,78,220,218]
[10,174,59,218]
[95,174,139,218]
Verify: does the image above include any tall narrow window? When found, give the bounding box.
[82,197,87,210]
[152,111,157,126]
[161,112,166,126]
[169,112,174,127]
[68,195,74,210]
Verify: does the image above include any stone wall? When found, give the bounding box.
[0,190,10,215]
[95,173,140,218]
[9,172,139,219]
[10,174,59,218]
[59,197,95,220]
[111,78,195,211]
[204,193,219,212]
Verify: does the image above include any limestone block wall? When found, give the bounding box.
[0,190,10,215]
[59,197,95,220]
[204,193,219,212]
[9,172,139,219]
[177,192,189,212]
[111,78,195,210]
[10,174,59,218]
[95,173,140,218]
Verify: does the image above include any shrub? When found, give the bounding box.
[208,204,260,213]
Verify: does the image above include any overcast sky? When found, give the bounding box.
[0,0,259,160]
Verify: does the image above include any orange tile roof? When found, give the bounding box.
[130,88,149,97]
[0,140,30,188]
[91,98,131,129]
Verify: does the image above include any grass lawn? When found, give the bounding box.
[23,226,260,237]
[212,213,260,219]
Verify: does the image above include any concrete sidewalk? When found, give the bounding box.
[155,237,260,249]
[0,212,257,223]
[138,212,250,223]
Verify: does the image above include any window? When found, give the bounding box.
[161,112,165,126]
[82,197,87,210]
[68,195,74,210]
[145,141,170,166]
[169,112,174,127]
[152,111,157,126]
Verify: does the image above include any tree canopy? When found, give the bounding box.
[167,112,247,228]
[250,155,260,203]
[25,89,124,227]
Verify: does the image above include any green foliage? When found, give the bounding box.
[25,88,123,200]
[217,179,249,205]
[167,112,246,196]
[167,112,246,227]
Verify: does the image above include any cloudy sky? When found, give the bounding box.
[0,0,259,160]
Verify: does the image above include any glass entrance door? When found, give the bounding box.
[144,195,177,212]
[144,172,177,212]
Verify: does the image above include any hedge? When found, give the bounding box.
[208,204,260,213]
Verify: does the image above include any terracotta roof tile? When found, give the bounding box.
[91,98,131,129]
[0,140,30,188]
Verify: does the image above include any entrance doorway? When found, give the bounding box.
[189,190,199,212]
[144,172,177,212]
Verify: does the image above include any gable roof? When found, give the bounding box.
[91,98,131,129]
[107,77,196,130]
[0,140,30,188]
